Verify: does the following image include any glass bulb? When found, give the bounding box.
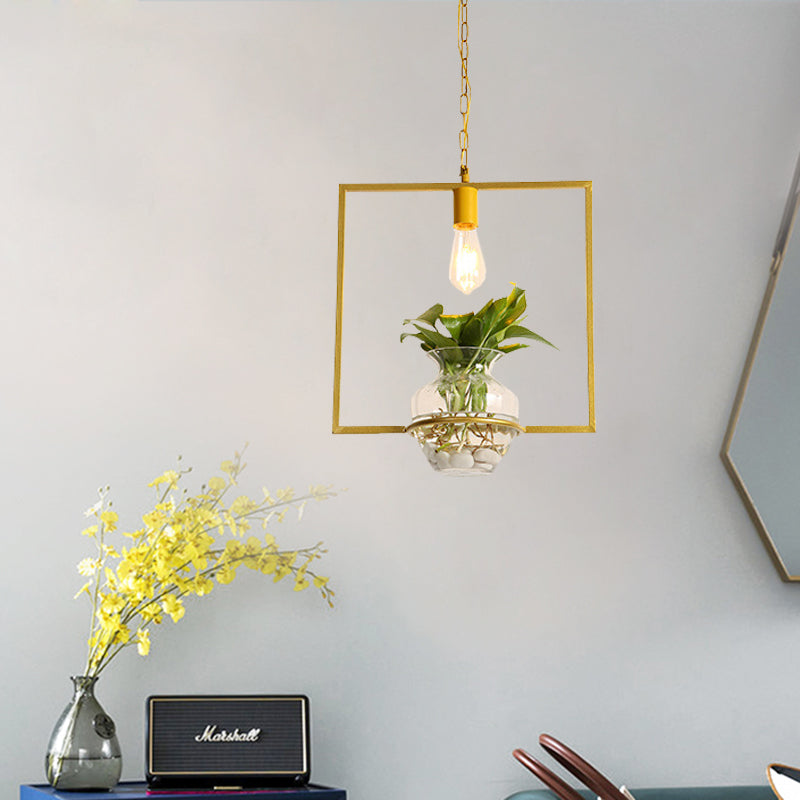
[449,227,486,295]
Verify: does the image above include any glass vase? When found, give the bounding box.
[45,675,122,790]
[406,346,524,475]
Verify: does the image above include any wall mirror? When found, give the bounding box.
[722,151,800,580]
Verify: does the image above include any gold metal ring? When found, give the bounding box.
[404,416,525,434]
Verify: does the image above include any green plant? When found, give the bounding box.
[400,285,555,368]
[401,286,556,469]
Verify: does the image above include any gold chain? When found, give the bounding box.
[458,0,470,181]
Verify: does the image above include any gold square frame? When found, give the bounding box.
[332,181,595,434]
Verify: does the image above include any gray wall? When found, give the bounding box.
[3,2,800,798]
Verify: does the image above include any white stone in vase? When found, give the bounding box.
[449,451,475,469]
[474,448,502,465]
[435,451,451,469]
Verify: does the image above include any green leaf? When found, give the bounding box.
[506,284,524,308]
[503,291,527,325]
[437,346,465,366]
[498,324,557,349]
[470,379,488,413]
[481,297,512,342]
[408,324,456,350]
[474,297,495,317]
[401,285,556,356]
[497,343,529,354]
[440,313,474,340]
[400,331,435,351]
[400,330,440,353]
[459,314,485,347]
[402,304,443,328]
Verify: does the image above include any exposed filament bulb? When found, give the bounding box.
[449,227,486,295]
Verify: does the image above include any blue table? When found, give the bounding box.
[21,784,346,800]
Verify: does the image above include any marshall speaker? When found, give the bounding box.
[146,695,310,789]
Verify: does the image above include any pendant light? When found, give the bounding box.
[449,0,486,295]
[331,0,596,444]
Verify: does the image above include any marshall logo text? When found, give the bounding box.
[194,725,262,743]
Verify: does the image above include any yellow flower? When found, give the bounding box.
[100,510,118,532]
[97,610,122,636]
[161,594,185,623]
[136,628,150,656]
[216,566,236,585]
[100,593,126,615]
[121,574,154,603]
[171,575,192,595]
[140,602,163,624]
[259,555,278,575]
[244,537,262,555]
[207,476,226,494]
[192,576,214,596]
[224,540,246,560]
[116,557,134,581]
[223,512,237,536]
[240,537,263,569]
[180,543,207,571]
[197,532,215,551]
[84,500,102,517]
[142,512,163,532]
[148,470,180,490]
[73,452,334,675]
[230,495,258,517]
[220,460,238,485]
[74,581,92,599]
[114,624,131,645]
[77,557,100,577]
[153,547,185,582]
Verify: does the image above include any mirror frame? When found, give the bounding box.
[721,152,800,581]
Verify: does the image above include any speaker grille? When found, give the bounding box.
[148,696,308,778]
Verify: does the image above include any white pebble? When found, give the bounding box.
[474,448,502,465]
[449,451,475,469]
[435,451,451,469]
